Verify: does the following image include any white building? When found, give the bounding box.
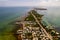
[33,37,38,40]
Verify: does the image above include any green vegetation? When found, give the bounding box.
[25,10,43,22]
[0,18,18,40]
[0,34,16,40]
[33,23,39,27]
[25,13,35,21]
[25,33,32,38]
[25,33,32,36]
[51,32,56,36]
[30,10,43,18]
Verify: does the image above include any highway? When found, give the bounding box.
[31,11,53,40]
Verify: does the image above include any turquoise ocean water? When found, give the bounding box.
[37,7,60,33]
[0,7,30,40]
[0,7,60,40]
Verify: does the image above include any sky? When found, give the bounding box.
[0,0,60,7]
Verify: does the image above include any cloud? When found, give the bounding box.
[0,0,60,7]
[0,0,8,1]
[37,0,60,6]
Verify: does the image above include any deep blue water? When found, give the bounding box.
[0,7,60,33]
[0,7,31,34]
[0,7,30,22]
[0,7,31,40]
[0,7,60,40]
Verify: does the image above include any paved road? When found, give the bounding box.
[31,12,53,40]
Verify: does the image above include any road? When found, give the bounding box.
[31,12,53,40]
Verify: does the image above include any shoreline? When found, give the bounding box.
[10,12,29,40]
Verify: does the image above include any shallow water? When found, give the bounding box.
[0,7,60,40]
[0,7,30,40]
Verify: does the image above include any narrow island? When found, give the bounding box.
[13,9,60,40]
